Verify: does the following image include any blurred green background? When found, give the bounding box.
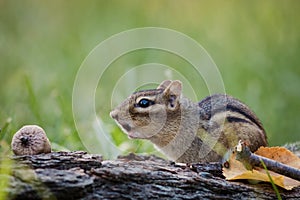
[1,1,300,158]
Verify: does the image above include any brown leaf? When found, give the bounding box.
[223,147,300,190]
[255,146,300,169]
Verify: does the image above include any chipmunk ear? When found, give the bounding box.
[163,80,182,110]
[157,80,172,90]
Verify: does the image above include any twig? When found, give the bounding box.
[235,141,300,182]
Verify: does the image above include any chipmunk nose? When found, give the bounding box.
[110,110,118,120]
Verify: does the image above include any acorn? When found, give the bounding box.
[11,125,51,155]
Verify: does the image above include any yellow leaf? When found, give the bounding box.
[223,147,300,190]
[255,146,300,168]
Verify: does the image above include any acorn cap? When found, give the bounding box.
[11,125,51,156]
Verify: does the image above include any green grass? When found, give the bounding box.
[0,157,12,200]
[260,159,282,200]
[1,1,300,159]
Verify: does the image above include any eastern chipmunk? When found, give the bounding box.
[110,80,268,163]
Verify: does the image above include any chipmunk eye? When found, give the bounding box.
[137,98,154,108]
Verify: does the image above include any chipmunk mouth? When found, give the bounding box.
[127,132,139,139]
[112,118,150,139]
[115,121,132,134]
[118,123,146,139]
[120,123,132,132]
[119,125,139,139]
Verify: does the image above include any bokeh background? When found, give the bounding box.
[1,1,300,158]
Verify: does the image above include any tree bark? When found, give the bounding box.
[1,151,299,199]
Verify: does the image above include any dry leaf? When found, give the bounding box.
[255,146,300,169]
[223,147,300,190]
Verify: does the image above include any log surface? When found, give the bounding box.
[1,151,299,199]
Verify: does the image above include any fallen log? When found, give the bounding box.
[0,151,299,199]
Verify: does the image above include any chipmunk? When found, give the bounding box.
[110,80,268,163]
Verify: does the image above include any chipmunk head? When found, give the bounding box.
[110,80,182,139]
